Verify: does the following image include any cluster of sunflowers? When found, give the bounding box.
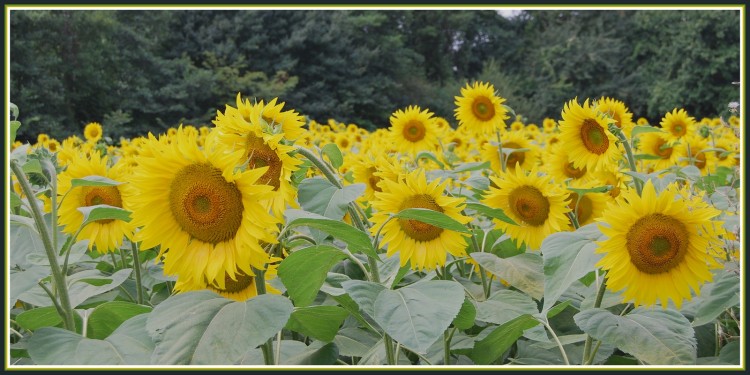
[11,81,739,311]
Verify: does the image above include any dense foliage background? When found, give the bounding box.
[10,9,741,142]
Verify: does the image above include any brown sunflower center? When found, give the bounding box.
[402,120,427,143]
[654,138,673,159]
[82,186,123,224]
[338,138,350,149]
[503,142,525,168]
[567,193,593,224]
[246,133,282,190]
[626,213,689,274]
[472,96,496,121]
[612,113,622,128]
[563,162,587,179]
[580,119,609,155]
[398,194,444,241]
[367,167,383,192]
[211,271,255,294]
[672,122,686,137]
[169,163,244,244]
[694,152,707,169]
[508,185,550,227]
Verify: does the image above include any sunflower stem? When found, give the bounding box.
[343,249,371,281]
[295,146,343,188]
[384,335,396,365]
[610,125,642,195]
[131,241,144,305]
[118,247,127,270]
[467,222,490,299]
[11,160,76,332]
[582,273,608,364]
[41,159,59,257]
[496,131,507,173]
[542,319,570,365]
[253,266,276,366]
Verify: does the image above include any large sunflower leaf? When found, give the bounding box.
[393,208,470,234]
[573,307,697,365]
[285,305,349,342]
[239,340,339,365]
[86,301,152,339]
[278,245,348,307]
[71,175,125,188]
[146,291,293,365]
[540,223,604,313]
[372,280,464,354]
[67,268,132,308]
[341,279,387,318]
[284,209,378,258]
[297,177,364,220]
[470,314,540,365]
[681,269,740,327]
[476,290,538,326]
[78,204,132,226]
[471,252,544,300]
[465,202,517,225]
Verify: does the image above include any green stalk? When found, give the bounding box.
[131,241,144,305]
[41,159,58,254]
[11,160,75,331]
[609,125,642,195]
[582,273,608,364]
[543,319,570,365]
[496,131,507,173]
[253,266,276,366]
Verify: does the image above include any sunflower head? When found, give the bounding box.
[454,81,509,135]
[389,105,439,156]
[659,108,695,143]
[83,122,103,143]
[558,98,619,172]
[595,97,635,137]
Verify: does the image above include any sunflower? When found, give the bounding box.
[660,108,695,143]
[483,167,570,250]
[334,132,354,153]
[544,146,594,187]
[251,97,307,142]
[129,127,279,288]
[57,151,134,253]
[454,81,509,135]
[542,118,558,133]
[482,130,540,173]
[370,169,471,271]
[351,154,404,202]
[37,133,50,144]
[636,117,649,126]
[681,135,718,175]
[713,135,739,168]
[84,122,103,143]
[174,257,282,302]
[212,96,303,219]
[596,180,725,308]
[638,132,684,173]
[565,190,610,228]
[595,97,635,138]
[388,105,440,156]
[558,98,619,172]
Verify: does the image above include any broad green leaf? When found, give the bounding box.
[10,120,22,142]
[415,151,445,169]
[147,291,293,365]
[68,269,132,307]
[546,300,572,319]
[540,223,604,313]
[630,125,662,138]
[78,204,132,225]
[357,338,411,365]
[240,340,338,365]
[452,298,476,330]
[285,209,378,258]
[452,161,490,173]
[28,327,124,365]
[465,202,517,225]
[321,143,344,169]
[470,314,540,365]
[471,252,544,300]
[71,175,125,188]
[683,269,740,327]
[105,314,154,365]
[285,305,349,342]
[333,328,380,357]
[10,191,22,210]
[86,301,152,339]
[15,306,63,331]
[10,267,49,305]
[635,153,664,160]
[719,340,740,365]
[373,280,465,353]
[341,280,386,318]
[476,290,538,325]
[278,245,347,307]
[574,307,697,365]
[22,159,43,175]
[297,177,364,220]
[566,185,612,195]
[78,278,113,286]
[393,208,470,234]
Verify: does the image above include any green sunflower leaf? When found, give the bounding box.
[321,143,343,169]
[278,245,347,307]
[297,177,364,220]
[452,298,477,330]
[471,252,544,300]
[415,151,445,169]
[465,202,517,225]
[470,314,540,365]
[681,269,740,327]
[393,208,470,234]
[573,307,697,365]
[285,305,349,342]
[71,175,125,188]
[285,209,378,259]
[372,280,465,354]
[11,120,22,142]
[146,291,294,365]
[15,306,63,331]
[630,125,663,138]
[78,204,132,226]
[67,269,133,308]
[86,301,152,339]
[476,290,538,325]
[635,153,664,160]
[540,223,605,314]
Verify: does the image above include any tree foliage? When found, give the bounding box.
[10,9,740,142]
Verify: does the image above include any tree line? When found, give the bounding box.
[10,9,740,142]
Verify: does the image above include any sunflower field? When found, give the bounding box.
[7,81,742,368]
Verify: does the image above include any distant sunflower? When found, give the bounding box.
[57,151,134,253]
[253,97,307,142]
[544,146,593,187]
[558,98,619,171]
[370,169,471,271]
[482,131,540,173]
[565,190,610,228]
[595,97,635,137]
[129,127,279,287]
[483,167,570,250]
[84,122,103,143]
[352,154,403,202]
[174,257,282,302]
[454,81,509,135]
[682,135,718,175]
[389,105,439,155]
[596,180,724,308]
[542,118,558,133]
[639,132,684,172]
[660,108,695,143]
